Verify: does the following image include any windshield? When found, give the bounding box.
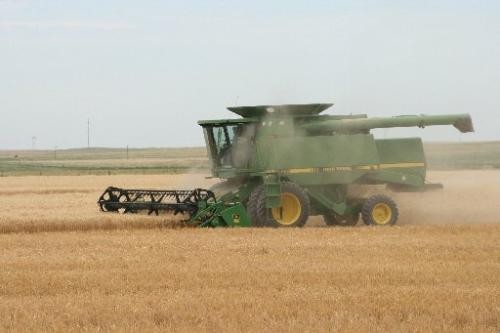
[212,125,238,167]
[203,124,255,169]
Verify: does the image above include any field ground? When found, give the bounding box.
[1,141,500,176]
[0,226,498,332]
[0,170,499,331]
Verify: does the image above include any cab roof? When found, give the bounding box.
[227,103,333,118]
[198,118,256,126]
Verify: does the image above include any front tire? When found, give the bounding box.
[248,182,310,227]
[247,185,265,227]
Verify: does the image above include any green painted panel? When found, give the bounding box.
[373,138,426,186]
[267,134,380,169]
[375,138,425,164]
[287,172,364,185]
[220,204,251,227]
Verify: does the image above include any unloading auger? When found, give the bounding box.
[97,187,251,227]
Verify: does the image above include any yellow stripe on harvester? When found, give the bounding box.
[356,165,376,170]
[379,162,425,169]
[287,168,317,174]
[276,162,425,174]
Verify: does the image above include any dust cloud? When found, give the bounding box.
[307,170,500,226]
[392,170,500,225]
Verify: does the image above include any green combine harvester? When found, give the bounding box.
[98,103,473,227]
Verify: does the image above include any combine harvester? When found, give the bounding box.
[98,104,473,227]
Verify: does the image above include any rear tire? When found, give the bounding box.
[361,195,398,226]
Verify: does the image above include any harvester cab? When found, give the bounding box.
[98,103,474,228]
[198,104,340,177]
[201,120,256,170]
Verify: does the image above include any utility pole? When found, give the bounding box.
[87,118,90,149]
[31,136,37,150]
[126,145,129,160]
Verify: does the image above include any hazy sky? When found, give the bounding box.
[1,1,499,149]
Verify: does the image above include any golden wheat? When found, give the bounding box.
[0,171,499,234]
[0,226,498,332]
[0,172,499,332]
[0,174,216,233]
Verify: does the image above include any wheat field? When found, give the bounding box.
[0,171,499,332]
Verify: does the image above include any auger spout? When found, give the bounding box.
[301,114,474,133]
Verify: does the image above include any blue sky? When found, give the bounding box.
[1,1,499,149]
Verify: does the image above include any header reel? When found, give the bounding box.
[97,187,250,227]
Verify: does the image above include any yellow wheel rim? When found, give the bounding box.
[372,203,393,225]
[271,192,302,225]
